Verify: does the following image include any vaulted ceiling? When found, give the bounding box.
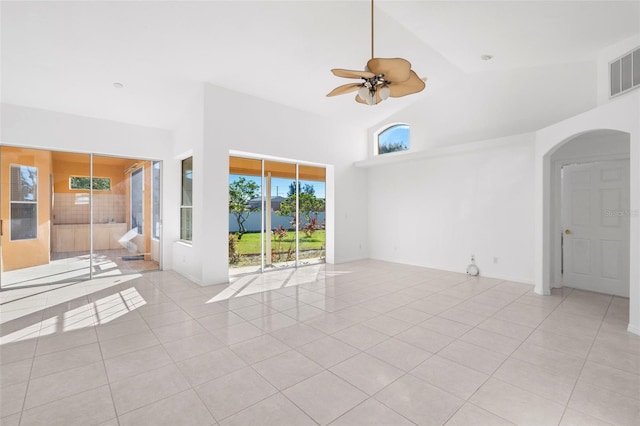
[2,1,638,132]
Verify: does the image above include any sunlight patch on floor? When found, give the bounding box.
[0,282,145,345]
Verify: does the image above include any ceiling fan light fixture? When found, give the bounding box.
[327,0,426,105]
[379,85,390,100]
[358,86,370,100]
[366,92,376,105]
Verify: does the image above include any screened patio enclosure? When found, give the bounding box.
[0,146,162,289]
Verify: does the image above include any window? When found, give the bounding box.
[377,124,410,155]
[69,176,111,190]
[131,168,143,234]
[10,165,38,240]
[181,157,193,241]
[152,161,161,239]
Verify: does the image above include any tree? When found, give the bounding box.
[379,141,407,154]
[287,181,296,198]
[69,176,111,190]
[277,181,325,227]
[287,182,314,197]
[229,177,260,240]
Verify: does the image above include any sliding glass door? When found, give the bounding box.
[0,147,161,289]
[297,165,326,266]
[228,157,262,274]
[263,161,297,270]
[91,156,161,278]
[228,155,326,276]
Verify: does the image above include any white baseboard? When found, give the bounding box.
[627,324,640,336]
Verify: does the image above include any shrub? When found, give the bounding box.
[302,216,320,238]
[229,233,241,264]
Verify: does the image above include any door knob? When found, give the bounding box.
[565,229,572,235]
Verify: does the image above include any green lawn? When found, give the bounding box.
[233,230,325,255]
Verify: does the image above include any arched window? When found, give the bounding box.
[377,123,410,155]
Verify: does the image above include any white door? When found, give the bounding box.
[561,160,630,297]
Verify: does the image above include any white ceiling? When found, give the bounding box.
[2,1,639,131]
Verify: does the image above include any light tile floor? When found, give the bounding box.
[2,249,158,290]
[1,260,639,426]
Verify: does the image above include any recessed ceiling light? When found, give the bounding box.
[113,82,124,88]
[480,55,493,61]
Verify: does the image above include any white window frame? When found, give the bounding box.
[10,164,38,241]
[375,122,410,156]
[130,167,144,235]
[152,161,161,241]
[180,156,193,242]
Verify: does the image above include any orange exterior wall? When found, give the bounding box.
[1,147,52,272]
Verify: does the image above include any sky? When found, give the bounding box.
[229,174,326,198]
[16,166,37,201]
[378,124,410,150]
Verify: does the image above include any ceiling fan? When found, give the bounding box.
[327,0,426,105]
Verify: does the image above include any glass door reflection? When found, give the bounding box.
[91,156,160,277]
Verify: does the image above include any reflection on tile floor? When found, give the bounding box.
[1,260,638,426]
[1,249,158,291]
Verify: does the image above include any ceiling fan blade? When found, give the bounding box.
[355,91,382,105]
[331,68,376,79]
[389,71,426,97]
[326,83,361,97]
[367,58,412,82]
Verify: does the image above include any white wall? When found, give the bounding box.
[172,84,369,285]
[597,34,640,106]
[1,104,172,158]
[367,61,597,155]
[170,89,204,283]
[365,133,535,283]
[0,103,176,269]
[534,91,640,335]
[551,131,631,161]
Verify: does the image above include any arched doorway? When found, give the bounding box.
[533,94,640,336]
[546,130,630,297]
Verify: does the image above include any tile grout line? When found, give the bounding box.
[18,312,107,422]
[402,284,510,425]
[21,289,79,421]
[120,275,213,423]
[112,278,193,423]
[434,281,569,425]
[556,294,614,425]
[94,315,122,426]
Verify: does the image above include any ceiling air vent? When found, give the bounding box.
[610,46,640,98]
